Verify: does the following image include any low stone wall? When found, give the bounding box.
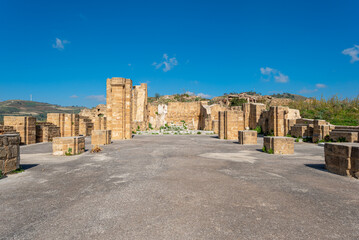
[0,134,20,174]
[329,131,358,143]
[325,143,359,177]
[91,130,111,146]
[238,130,257,145]
[53,136,85,156]
[263,136,294,154]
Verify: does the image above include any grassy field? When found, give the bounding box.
[289,95,359,126]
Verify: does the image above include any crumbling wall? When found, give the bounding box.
[36,122,60,142]
[3,116,36,145]
[259,106,301,136]
[199,104,228,132]
[47,113,79,137]
[106,77,132,140]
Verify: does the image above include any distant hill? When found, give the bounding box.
[270,92,307,101]
[0,100,86,123]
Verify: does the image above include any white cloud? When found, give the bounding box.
[260,67,289,83]
[153,53,178,72]
[197,93,211,99]
[86,95,106,102]
[185,91,195,96]
[299,88,318,94]
[70,95,78,98]
[342,45,359,63]
[315,83,327,88]
[52,38,69,50]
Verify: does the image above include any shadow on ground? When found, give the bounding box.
[305,164,327,172]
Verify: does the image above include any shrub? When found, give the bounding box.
[338,137,346,142]
[65,148,72,156]
[197,131,201,135]
[254,126,262,134]
[149,123,153,130]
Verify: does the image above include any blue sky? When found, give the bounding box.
[0,0,358,107]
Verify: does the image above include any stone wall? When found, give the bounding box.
[93,116,107,131]
[106,77,132,140]
[0,133,20,174]
[132,83,148,131]
[166,102,202,129]
[36,122,60,142]
[53,136,85,156]
[47,113,80,137]
[325,143,359,177]
[3,116,36,145]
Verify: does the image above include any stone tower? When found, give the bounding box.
[106,77,133,140]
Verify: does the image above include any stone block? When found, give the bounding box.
[91,130,111,146]
[238,130,257,145]
[0,134,20,174]
[324,143,359,177]
[329,131,358,143]
[52,136,85,156]
[263,136,294,154]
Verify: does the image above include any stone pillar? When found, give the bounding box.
[218,111,225,139]
[132,83,148,131]
[106,77,133,140]
[91,130,111,146]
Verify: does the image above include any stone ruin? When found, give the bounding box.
[3,116,36,145]
[106,77,133,140]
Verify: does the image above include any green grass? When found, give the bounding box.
[289,95,359,126]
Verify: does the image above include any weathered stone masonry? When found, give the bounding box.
[0,133,20,174]
[3,116,36,145]
[106,77,132,140]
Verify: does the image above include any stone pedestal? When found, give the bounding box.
[91,130,111,146]
[0,134,20,174]
[238,130,257,145]
[263,136,294,154]
[325,143,359,177]
[53,136,85,156]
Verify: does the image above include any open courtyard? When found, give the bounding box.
[1,135,359,239]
